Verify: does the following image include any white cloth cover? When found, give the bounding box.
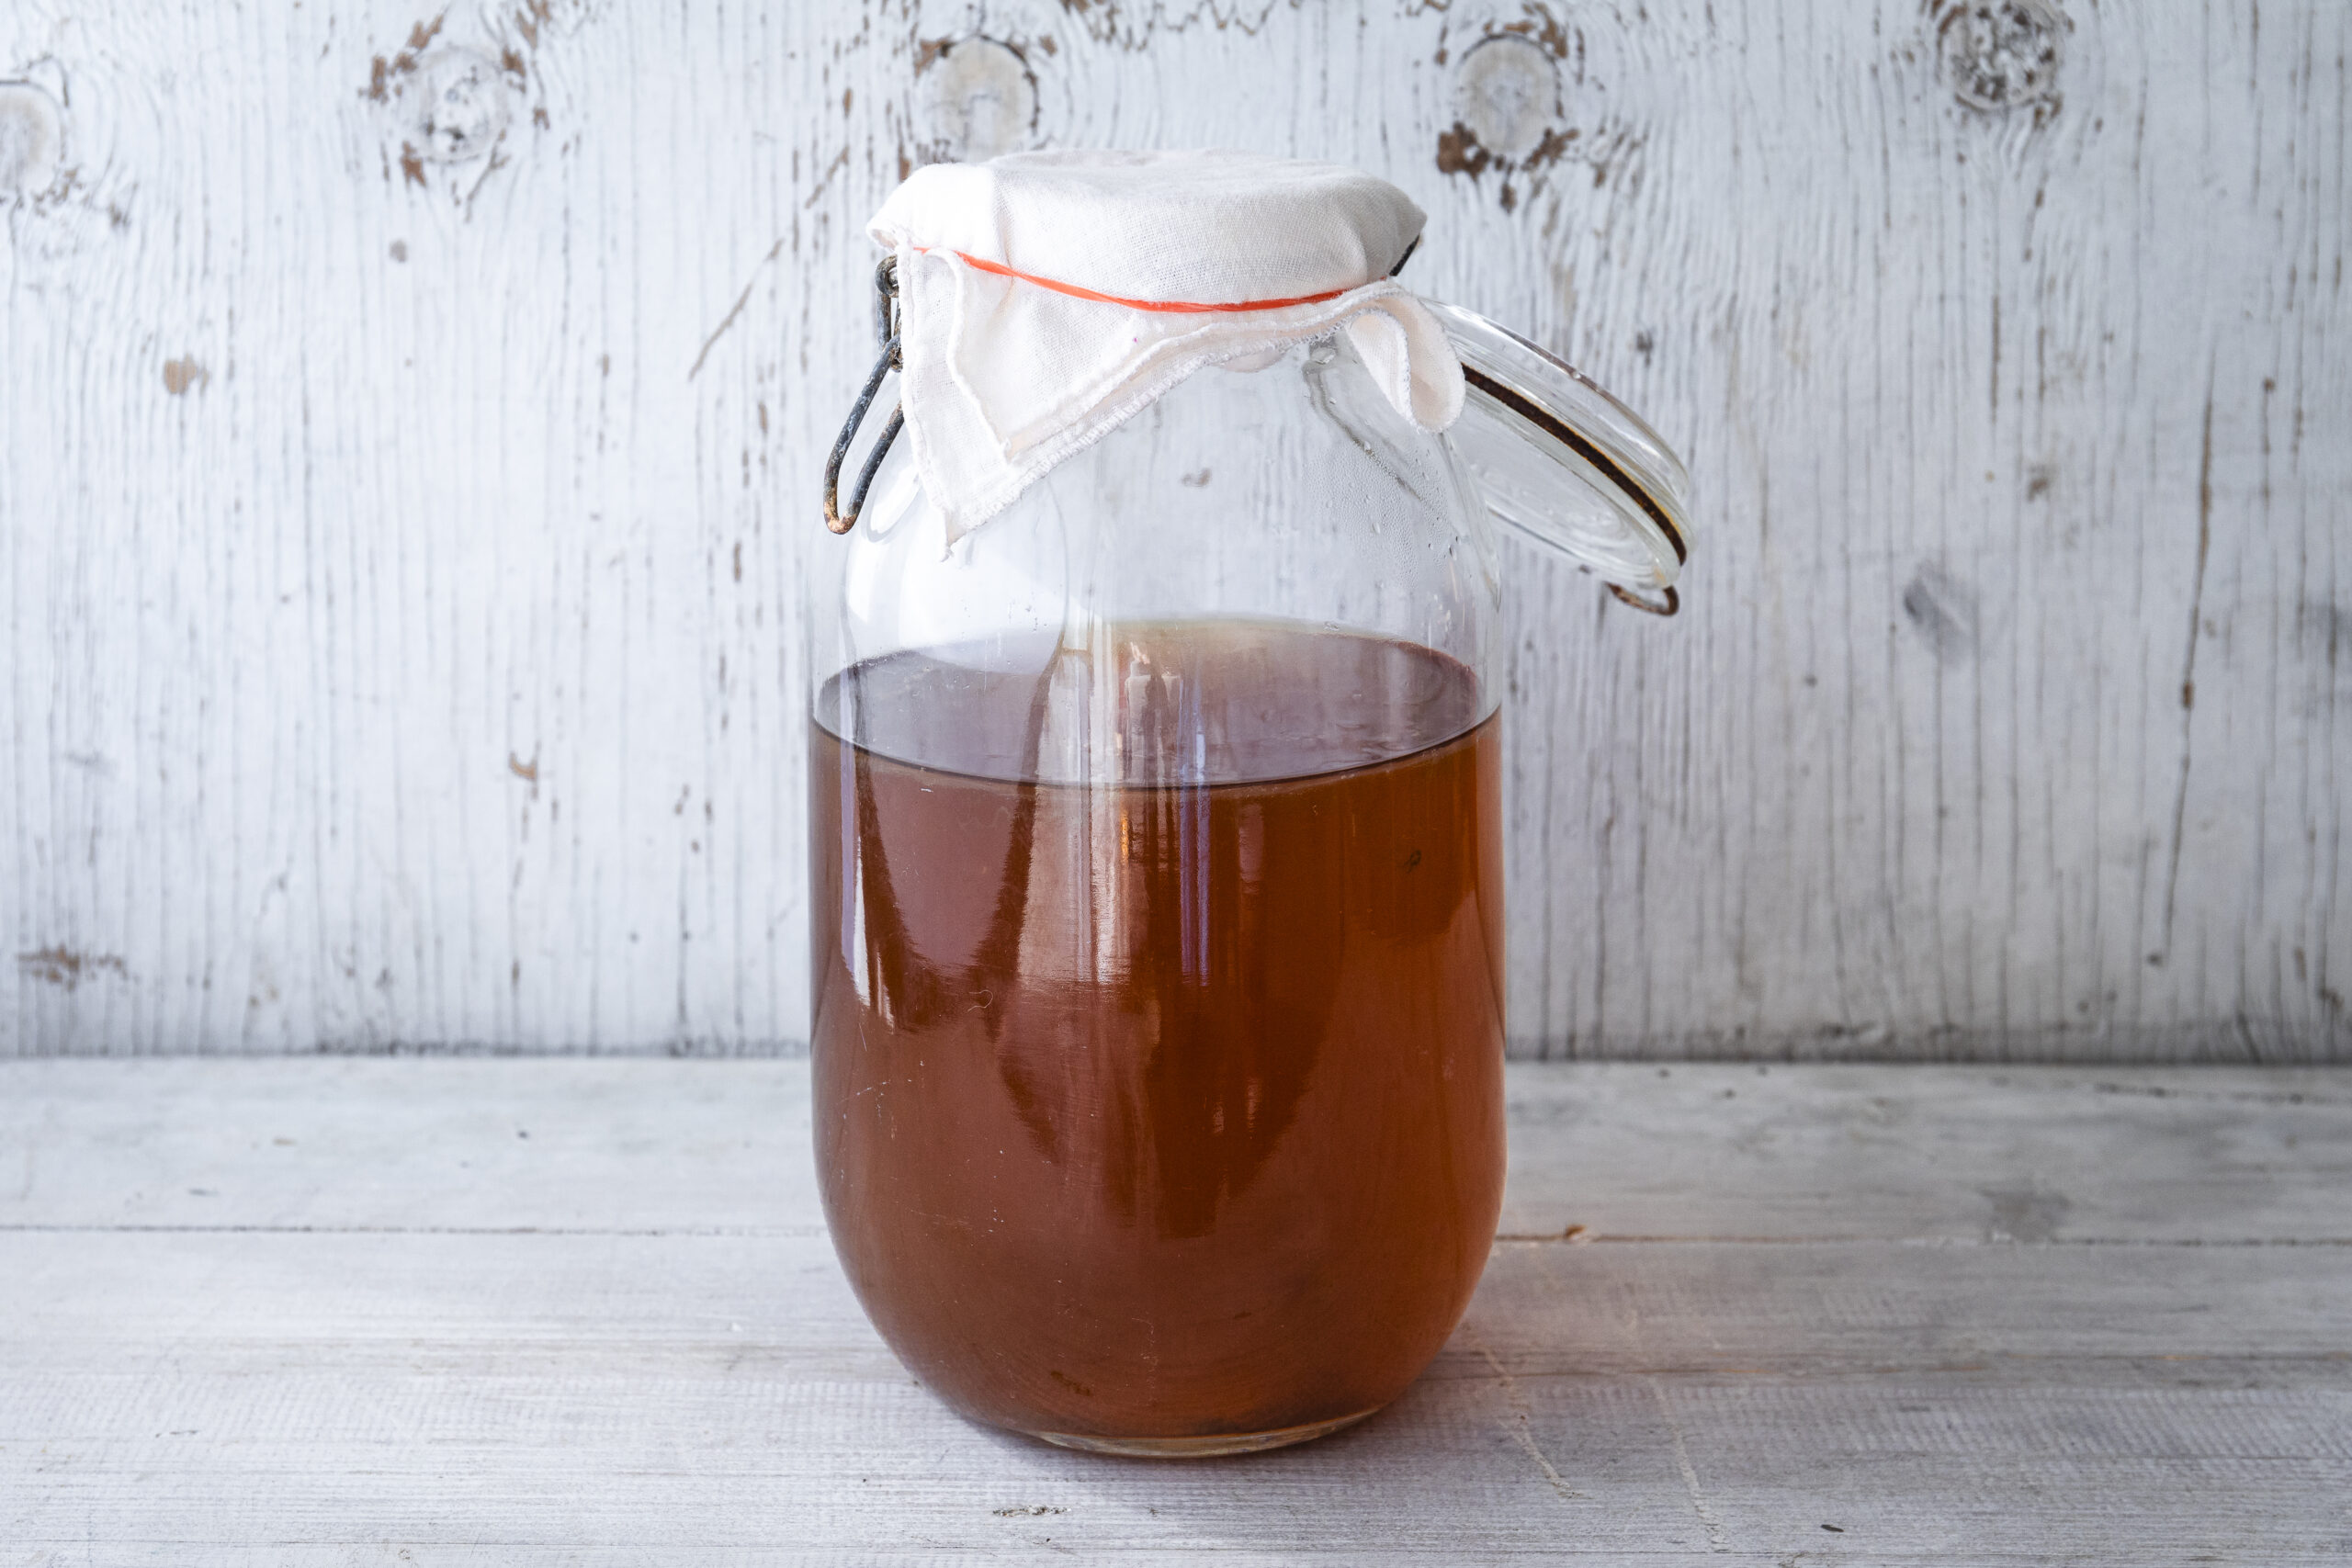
[866,149,1465,538]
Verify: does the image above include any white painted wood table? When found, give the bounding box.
[5,1060,2347,1563]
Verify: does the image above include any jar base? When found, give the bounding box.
[1028,1407,1382,1458]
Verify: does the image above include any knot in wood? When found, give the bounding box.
[1452,36,1560,163]
[1938,0,2065,113]
[404,48,511,164]
[916,38,1036,164]
[0,80,65,197]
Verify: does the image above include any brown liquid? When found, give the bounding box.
[809,620,1504,1444]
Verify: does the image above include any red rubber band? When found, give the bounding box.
[922,247,1352,314]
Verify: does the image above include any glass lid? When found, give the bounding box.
[1428,300,1691,614]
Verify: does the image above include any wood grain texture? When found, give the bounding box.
[8,1056,2349,1240]
[3,2,2346,1057]
[4,1059,2348,1563]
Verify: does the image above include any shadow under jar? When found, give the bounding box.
[811,334,1510,1454]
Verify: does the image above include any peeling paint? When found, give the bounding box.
[366,10,448,102]
[17,948,128,989]
[1051,0,1288,53]
[1430,5,1647,208]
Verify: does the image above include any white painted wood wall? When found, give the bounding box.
[4,0,2346,1058]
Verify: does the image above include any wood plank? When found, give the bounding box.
[8,1230,2346,1378]
[5,1,2347,1060]
[2,1061,2346,1562]
[6,1059,2346,1241]
[4,1233,2347,1561]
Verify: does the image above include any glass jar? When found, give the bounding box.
[811,253,1687,1457]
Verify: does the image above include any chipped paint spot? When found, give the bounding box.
[17,947,128,989]
[1051,0,1286,52]
[1497,3,1577,61]
[509,751,539,783]
[1436,123,1490,179]
[369,16,518,195]
[1435,14,1623,205]
[509,0,585,51]
[368,11,447,103]
[162,357,209,395]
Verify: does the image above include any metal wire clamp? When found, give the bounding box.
[822,255,904,535]
[821,243,1432,537]
[817,242,1679,623]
